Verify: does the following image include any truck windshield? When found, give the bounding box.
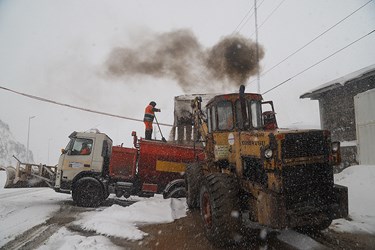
[68,138,93,155]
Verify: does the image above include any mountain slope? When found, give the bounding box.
[0,119,33,167]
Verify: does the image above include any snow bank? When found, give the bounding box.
[37,227,122,250]
[73,196,187,240]
[331,165,375,233]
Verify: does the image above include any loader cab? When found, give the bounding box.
[206,93,277,133]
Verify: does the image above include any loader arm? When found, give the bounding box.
[191,97,208,142]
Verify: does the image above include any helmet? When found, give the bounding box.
[149,101,157,107]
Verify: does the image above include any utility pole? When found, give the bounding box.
[47,138,52,165]
[26,116,36,162]
[254,0,260,93]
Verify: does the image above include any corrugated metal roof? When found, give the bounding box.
[300,64,375,99]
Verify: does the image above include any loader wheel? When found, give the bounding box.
[314,219,333,231]
[185,163,203,209]
[72,177,104,207]
[306,218,333,232]
[199,173,242,246]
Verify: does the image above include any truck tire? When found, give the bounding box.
[185,163,203,209]
[72,177,104,207]
[164,186,186,199]
[163,179,186,199]
[199,173,242,246]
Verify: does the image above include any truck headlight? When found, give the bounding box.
[264,149,273,159]
[332,141,340,152]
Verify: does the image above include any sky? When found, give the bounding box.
[0,0,374,164]
[0,165,374,249]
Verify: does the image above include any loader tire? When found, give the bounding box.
[72,177,104,207]
[185,163,203,209]
[199,173,242,246]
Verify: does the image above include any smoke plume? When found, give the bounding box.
[106,29,264,92]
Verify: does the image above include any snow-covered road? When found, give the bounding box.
[0,170,188,249]
[1,165,375,249]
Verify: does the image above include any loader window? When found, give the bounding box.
[207,108,212,133]
[235,100,248,130]
[250,101,262,128]
[217,101,234,130]
[211,106,217,131]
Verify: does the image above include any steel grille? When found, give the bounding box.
[281,131,329,159]
[282,164,333,210]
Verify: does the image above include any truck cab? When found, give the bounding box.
[54,130,112,193]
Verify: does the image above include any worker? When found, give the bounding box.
[80,142,91,155]
[144,101,161,140]
[262,111,278,130]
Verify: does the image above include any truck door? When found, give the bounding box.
[58,137,94,185]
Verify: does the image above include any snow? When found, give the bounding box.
[340,140,357,147]
[0,170,188,249]
[73,198,187,240]
[0,180,71,246]
[301,64,375,98]
[330,165,375,234]
[1,165,374,248]
[37,227,122,250]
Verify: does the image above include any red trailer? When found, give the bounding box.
[109,135,205,199]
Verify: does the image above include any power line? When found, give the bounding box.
[0,85,173,127]
[232,6,254,35]
[233,0,266,34]
[262,29,375,95]
[249,0,287,38]
[249,0,373,84]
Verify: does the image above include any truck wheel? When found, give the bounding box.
[164,186,186,199]
[185,163,203,209]
[200,173,242,246]
[72,177,104,207]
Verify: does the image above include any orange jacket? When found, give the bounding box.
[144,105,160,122]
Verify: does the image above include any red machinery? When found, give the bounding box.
[109,134,204,198]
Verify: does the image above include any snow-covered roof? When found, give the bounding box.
[300,64,375,99]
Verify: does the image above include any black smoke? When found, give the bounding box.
[106,29,264,92]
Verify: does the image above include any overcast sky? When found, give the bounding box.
[0,0,374,164]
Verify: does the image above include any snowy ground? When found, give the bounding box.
[0,170,187,249]
[330,165,375,234]
[0,165,374,249]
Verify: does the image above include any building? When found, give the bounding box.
[300,64,375,170]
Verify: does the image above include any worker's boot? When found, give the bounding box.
[145,130,152,140]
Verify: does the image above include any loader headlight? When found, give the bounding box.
[332,141,340,152]
[264,148,273,159]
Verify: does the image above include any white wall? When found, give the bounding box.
[355,89,375,164]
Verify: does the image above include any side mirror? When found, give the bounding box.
[132,131,138,148]
[61,149,66,154]
[331,141,341,165]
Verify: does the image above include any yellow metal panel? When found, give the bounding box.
[156,160,186,173]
